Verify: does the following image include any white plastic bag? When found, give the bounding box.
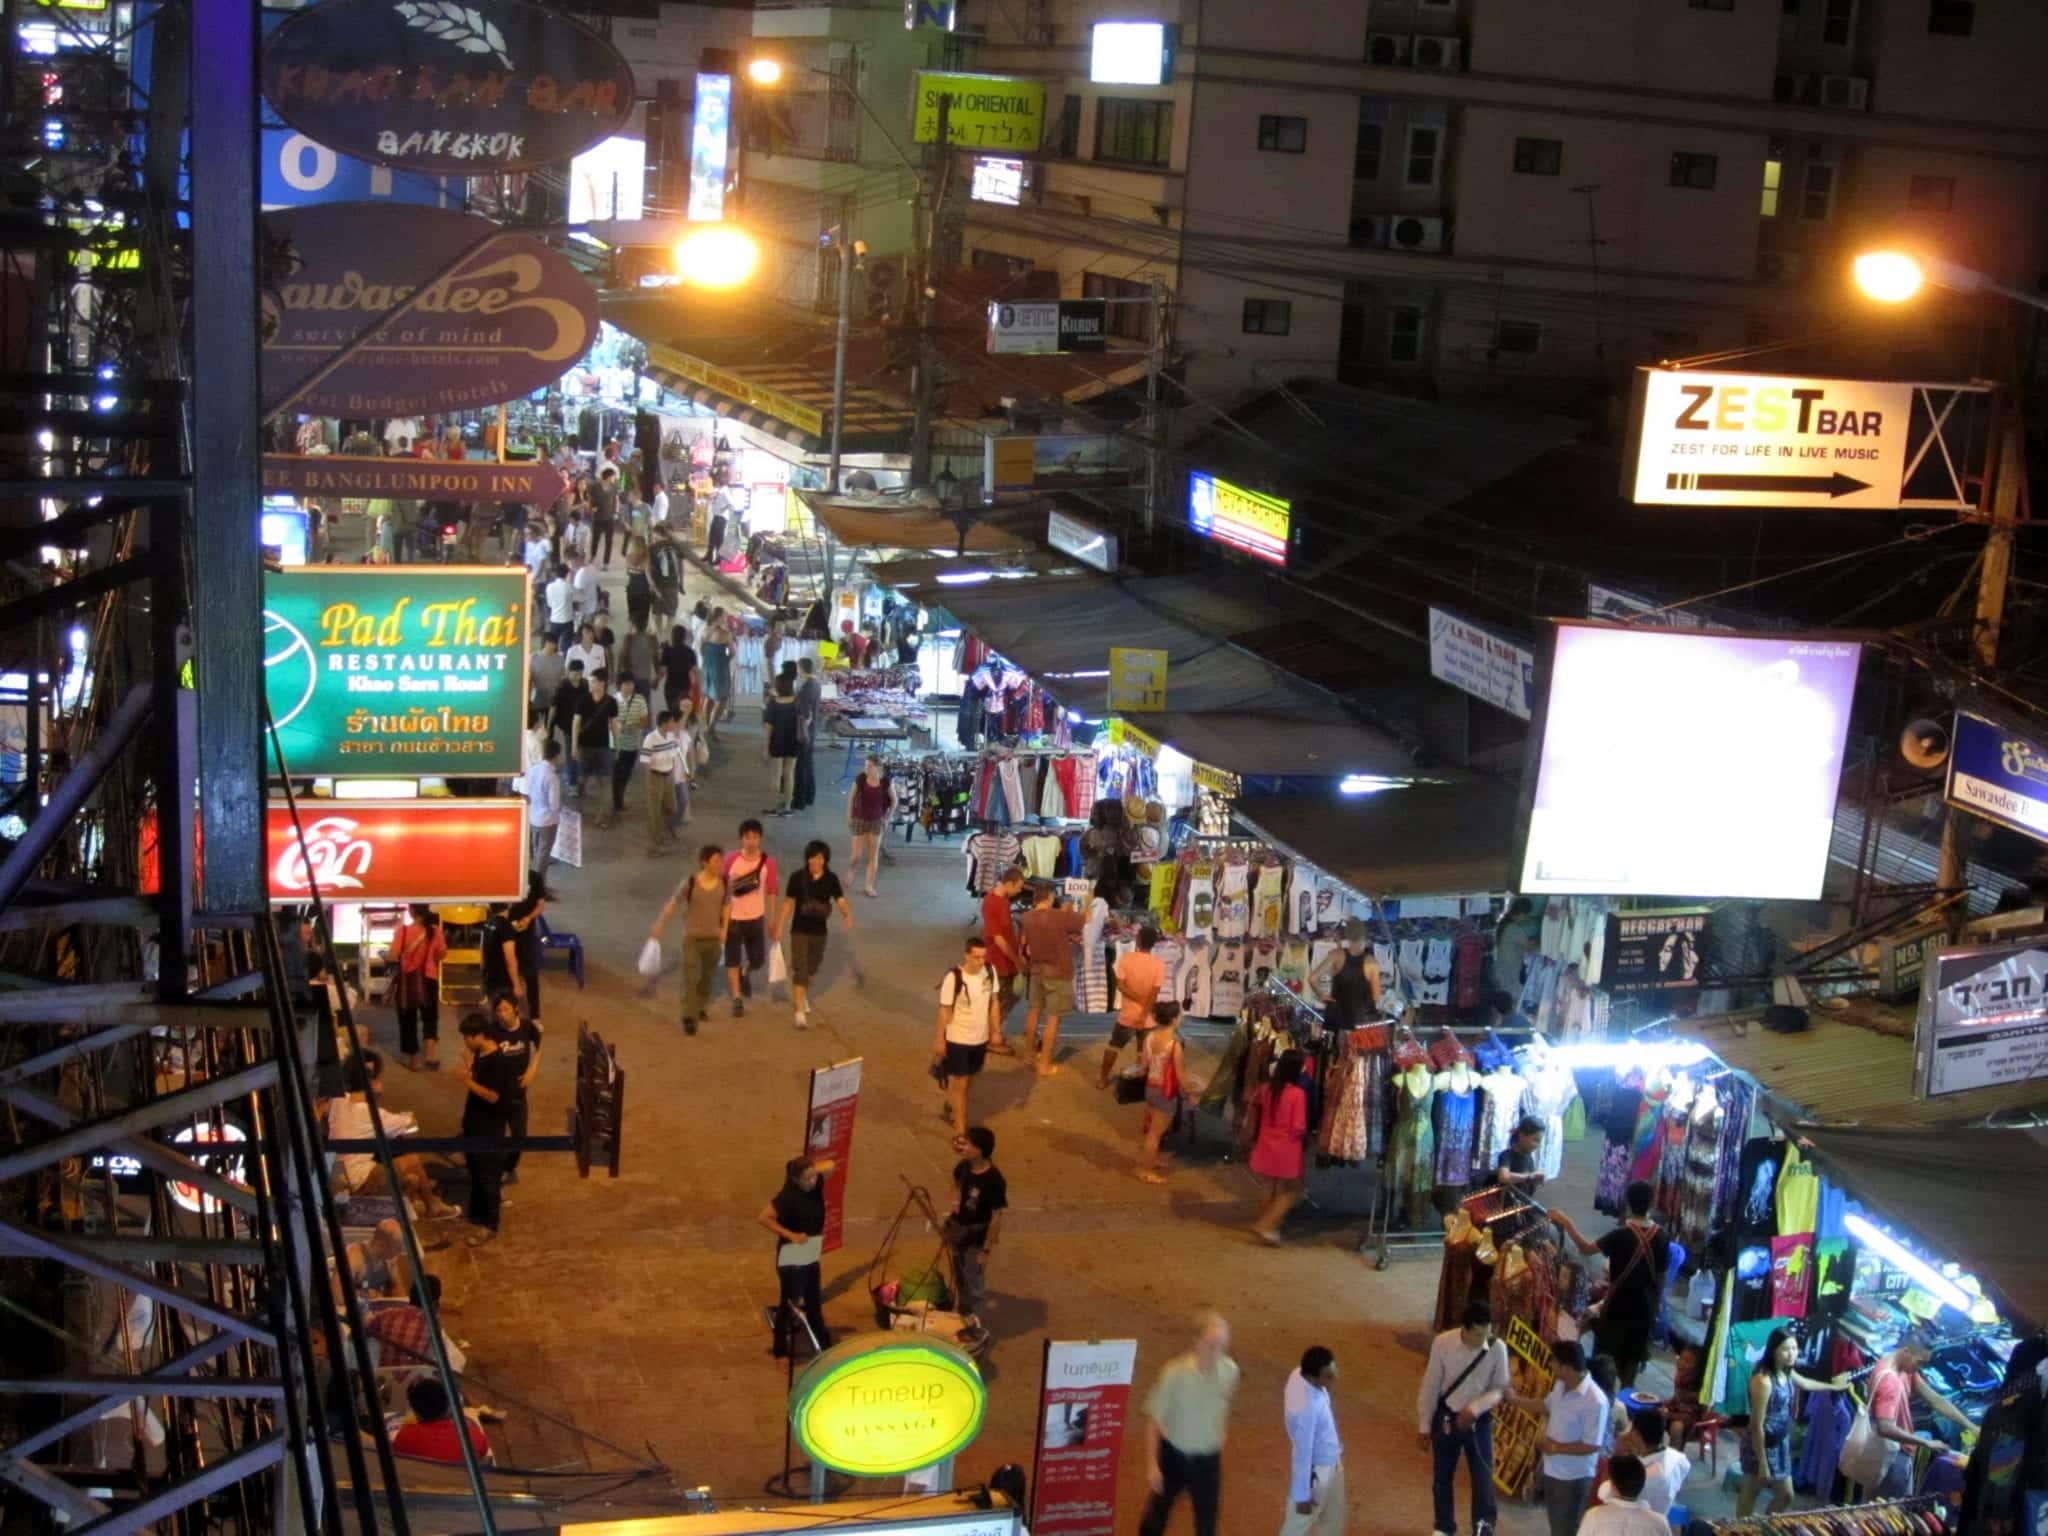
[767,943,789,988]
[636,938,662,980]
[1838,1395,1889,1491]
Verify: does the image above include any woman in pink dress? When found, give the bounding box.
[1248,1049,1310,1244]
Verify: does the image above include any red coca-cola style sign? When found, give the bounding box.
[262,454,571,506]
[266,799,527,903]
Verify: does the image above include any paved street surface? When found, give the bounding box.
[361,547,1626,1535]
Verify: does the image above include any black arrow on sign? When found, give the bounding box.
[1664,471,1874,498]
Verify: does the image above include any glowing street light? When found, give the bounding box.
[673,225,760,289]
[745,56,784,86]
[1852,250,1925,305]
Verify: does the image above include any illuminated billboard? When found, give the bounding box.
[1188,470,1289,566]
[570,135,646,223]
[1520,625,1862,900]
[688,72,732,222]
[970,156,1025,205]
[1091,22,1171,84]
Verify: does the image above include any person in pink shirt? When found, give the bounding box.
[1248,1049,1310,1244]
[721,819,780,1017]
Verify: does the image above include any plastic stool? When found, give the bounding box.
[1685,1413,1726,1477]
[1667,1503,1690,1535]
[536,916,585,988]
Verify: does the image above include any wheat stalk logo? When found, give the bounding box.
[392,2,515,71]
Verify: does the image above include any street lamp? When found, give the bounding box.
[1852,248,2048,314]
[745,57,784,86]
[673,225,760,289]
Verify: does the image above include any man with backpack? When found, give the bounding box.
[932,936,998,1134]
[722,819,780,1017]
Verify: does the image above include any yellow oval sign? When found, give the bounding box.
[790,1334,987,1477]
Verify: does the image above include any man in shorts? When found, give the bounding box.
[1100,925,1166,1089]
[722,819,780,1017]
[1018,882,1086,1076]
[932,936,998,1134]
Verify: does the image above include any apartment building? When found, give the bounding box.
[959,0,2048,410]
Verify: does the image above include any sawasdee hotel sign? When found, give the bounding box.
[264,566,529,778]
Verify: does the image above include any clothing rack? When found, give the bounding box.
[1704,1493,1946,1536]
[878,749,977,842]
[970,746,1093,826]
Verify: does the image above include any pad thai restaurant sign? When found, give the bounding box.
[264,566,529,777]
[261,203,597,417]
[267,800,528,904]
[790,1334,987,1477]
[260,0,636,175]
[1916,940,2048,1098]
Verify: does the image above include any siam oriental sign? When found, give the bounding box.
[260,0,636,174]
[790,1334,988,1477]
[261,203,597,417]
[913,72,1045,152]
[264,566,529,777]
[263,454,571,506]
[267,800,528,903]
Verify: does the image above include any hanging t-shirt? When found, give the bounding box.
[1183,865,1216,941]
[1306,940,1338,1002]
[1278,940,1310,993]
[1209,942,1247,1017]
[1733,1137,1788,1247]
[1770,1233,1814,1319]
[1252,863,1285,938]
[1731,1241,1775,1324]
[1288,867,1318,935]
[1177,941,1213,1019]
[1215,862,1251,939]
[1248,939,1280,989]
[1775,1141,1820,1237]
[1148,862,1179,931]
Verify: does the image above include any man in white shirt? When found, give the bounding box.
[569,550,599,629]
[382,416,421,455]
[1282,1347,1345,1536]
[564,624,605,683]
[932,936,998,1135]
[1579,1456,1672,1536]
[1419,1298,1513,1536]
[639,710,683,849]
[326,1049,455,1217]
[527,739,562,880]
[523,529,550,582]
[1609,1408,1690,1523]
[1508,1341,1609,1536]
[650,481,670,529]
[544,564,574,649]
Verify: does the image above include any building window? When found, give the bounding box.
[1355,118,1384,179]
[1908,174,1955,210]
[1688,0,1735,9]
[1388,305,1424,364]
[1243,297,1292,336]
[1514,137,1563,176]
[1760,158,1782,216]
[1928,1,1973,33]
[1802,162,1836,220]
[970,248,1036,279]
[1057,95,1081,158]
[1493,320,1543,356]
[1094,98,1173,166]
[1823,0,1855,44]
[1084,272,1154,342]
[1258,114,1308,153]
[1405,124,1441,187]
[1671,151,1719,190]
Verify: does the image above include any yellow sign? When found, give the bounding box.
[987,436,1035,489]
[790,1334,987,1477]
[913,72,1045,152]
[646,342,825,437]
[1493,1315,1556,1497]
[1108,646,1168,713]
[1192,762,1240,796]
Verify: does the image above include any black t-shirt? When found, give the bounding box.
[951,1160,1008,1237]
[510,911,541,976]
[1493,1147,1534,1185]
[550,681,588,738]
[772,1182,826,1250]
[491,1019,542,1101]
[481,916,517,994]
[660,641,696,690]
[786,868,844,935]
[1595,1221,1671,1327]
[1733,1136,1787,1246]
[578,693,618,752]
[461,1049,522,1135]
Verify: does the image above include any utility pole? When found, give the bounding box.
[910,93,953,488]
[1143,276,1168,543]
[1570,183,1610,369]
[827,233,854,494]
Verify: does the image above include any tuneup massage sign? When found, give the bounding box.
[263,566,530,778]
[790,1334,988,1478]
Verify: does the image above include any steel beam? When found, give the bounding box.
[69,1434,285,1536]
[0,1021,151,1089]
[0,1376,282,1399]
[0,557,151,630]
[0,1084,259,1215]
[188,0,265,911]
[0,1336,236,1463]
[0,1061,278,1185]
[0,684,152,914]
[0,1456,110,1525]
[0,897,156,934]
[0,1221,276,1343]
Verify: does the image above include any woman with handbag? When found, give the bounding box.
[1738,1327,1849,1515]
[1134,1002,1188,1185]
[1247,1049,1310,1244]
[390,905,447,1071]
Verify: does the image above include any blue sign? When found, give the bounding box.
[1945,710,2048,846]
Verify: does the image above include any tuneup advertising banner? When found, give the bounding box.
[1031,1339,1138,1536]
[804,1059,862,1254]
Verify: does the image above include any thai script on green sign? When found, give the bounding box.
[264,566,529,777]
[912,71,1044,152]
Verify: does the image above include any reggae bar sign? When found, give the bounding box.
[261,0,636,174]
[261,203,597,417]
[267,800,528,903]
[264,566,529,777]
[262,454,571,506]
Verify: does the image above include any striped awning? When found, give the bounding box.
[642,342,914,457]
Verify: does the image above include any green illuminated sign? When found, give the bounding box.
[263,565,529,778]
[790,1334,987,1476]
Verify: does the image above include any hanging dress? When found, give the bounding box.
[1322,1042,1370,1163]
[1388,1068,1437,1203]
[1074,898,1110,1013]
[1433,1072,1478,1188]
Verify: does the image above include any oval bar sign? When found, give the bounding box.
[789,1334,987,1477]
[261,202,597,417]
[261,0,636,175]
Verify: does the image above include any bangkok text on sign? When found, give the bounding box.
[263,454,571,506]
[260,0,636,175]
[261,203,598,417]
[266,800,528,904]
[264,565,529,777]
[790,1334,988,1477]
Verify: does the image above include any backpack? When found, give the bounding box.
[651,543,680,588]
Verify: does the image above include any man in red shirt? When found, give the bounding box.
[391,1376,492,1466]
[979,866,1026,1056]
[1100,925,1167,1088]
[1870,1330,1971,1495]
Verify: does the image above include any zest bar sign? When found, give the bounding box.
[266,800,528,904]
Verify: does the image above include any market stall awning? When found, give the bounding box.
[802,494,1040,554]
[1795,1125,2048,1328]
[932,573,1415,779]
[641,342,915,456]
[1676,1003,2048,1129]
[1233,783,1519,898]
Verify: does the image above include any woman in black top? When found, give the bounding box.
[758,1154,836,1357]
[764,663,802,815]
[1312,920,1383,1029]
[658,624,697,720]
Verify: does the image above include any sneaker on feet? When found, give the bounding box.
[466,1229,498,1248]
[732,998,745,1018]
[683,1015,699,1035]
[794,1011,809,1030]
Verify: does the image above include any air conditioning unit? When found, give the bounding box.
[1412,35,1464,70]
[1390,215,1447,252]
[1774,71,1821,104]
[1757,250,1807,283]
[1820,74,1870,110]
[1352,213,1392,248]
[1366,32,1413,65]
